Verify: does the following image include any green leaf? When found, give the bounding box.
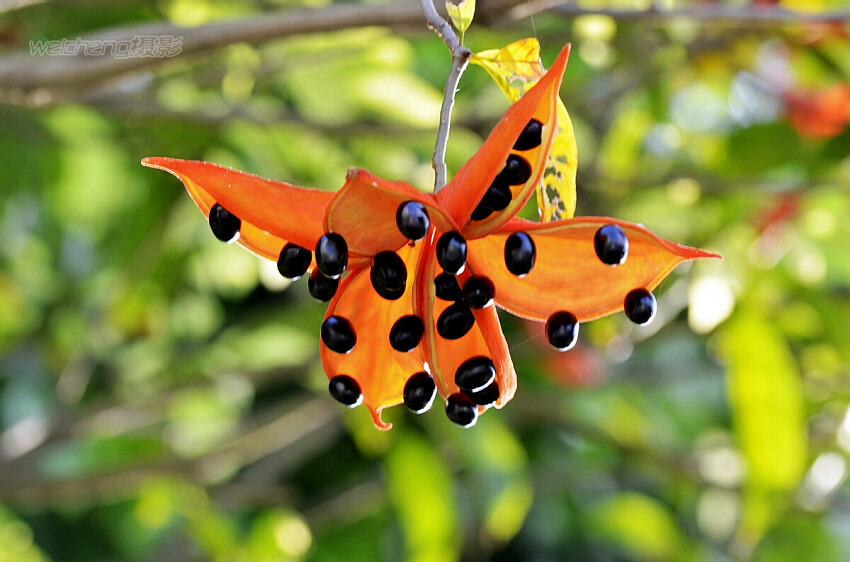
[454,415,533,543]
[752,512,843,562]
[445,0,475,42]
[719,310,807,546]
[385,433,459,562]
[588,492,687,561]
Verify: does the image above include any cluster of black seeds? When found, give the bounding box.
[430,228,479,343]
[328,371,439,417]
[206,172,659,430]
[209,203,346,301]
[446,356,502,427]
[591,224,656,323]
[471,119,542,221]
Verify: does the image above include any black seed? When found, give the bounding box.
[435,272,463,301]
[328,375,362,407]
[370,251,407,300]
[403,372,436,414]
[470,201,494,221]
[209,203,241,243]
[464,380,500,406]
[454,356,496,392]
[594,224,628,266]
[277,243,311,280]
[499,155,532,186]
[396,201,430,241]
[389,315,424,352]
[436,231,467,275]
[472,178,513,221]
[513,119,543,151]
[372,285,404,300]
[624,288,656,326]
[436,302,475,340]
[504,232,536,276]
[308,269,338,301]
[446,393,478,428]
[321,316,356,353]
[482,178,513,211]
[463,275,495,308]
[546,311,579,351]
[315,233,348,278]
[471,180,513,222]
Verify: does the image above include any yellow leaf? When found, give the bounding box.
[472,38,577,221]
[445,0,475,41]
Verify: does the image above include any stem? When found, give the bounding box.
[433,46,470,191]
[421,0,470,192]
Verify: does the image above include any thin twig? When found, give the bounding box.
[433,46,470,191]
[421,0,471,191]
[421,0,460,51]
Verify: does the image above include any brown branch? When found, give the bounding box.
[537,1,850,24]
[0,2,427,92]
[0,395,341,507]
[0,0,532,95]
[1,0,829,100]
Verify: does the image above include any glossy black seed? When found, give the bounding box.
[403,371,436,414]
[315,233,348,278]
[546,311,579,351]
[471,179,512,221]
[435,272,463,301]
[504,232,536,276]
[209,204,241,243]
[470,202,494,221]
[445,393,478,428]
[463,275,495,309]
[499,155,532,186]
[389,315,425,352]
[370,251,407,300]
[308,269,339,301]
[454,356,496,392]
[464,380,500,406]
[277,243,311,280]
[321,316,356,353]
[594,224,628,266]
[482,179,513,211]
[624,288,657,326]
[436,302,475,340]
[328,375,362,407]
[513,119,543,151]
[396,201,430,241]
[436,231,467,275]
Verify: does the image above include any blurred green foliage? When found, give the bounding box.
[1,1,850,561]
